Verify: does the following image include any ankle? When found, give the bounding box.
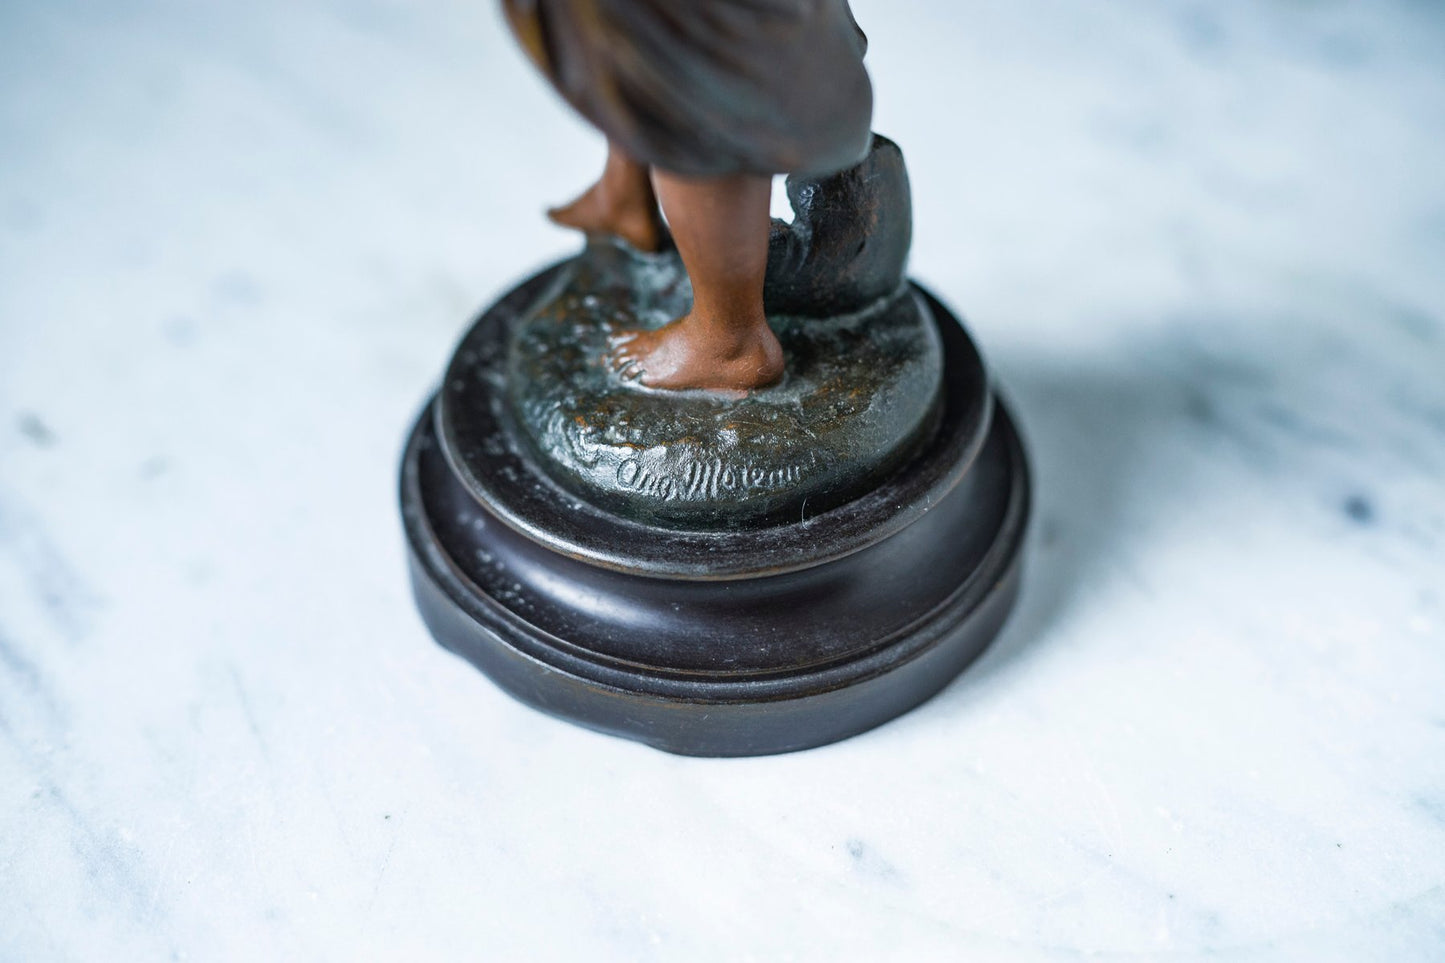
[598,178,650,215]
[684,313,775,360]
[689,303,768,335]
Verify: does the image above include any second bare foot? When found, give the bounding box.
[548,184,663,254]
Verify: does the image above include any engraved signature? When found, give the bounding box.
[616,455,809,501]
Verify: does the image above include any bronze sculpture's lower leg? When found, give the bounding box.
[548,142,663,253]
[611,170,784,393]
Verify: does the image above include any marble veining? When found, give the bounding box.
[1,0,1443,959]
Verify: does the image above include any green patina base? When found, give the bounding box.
[505,240,943,529]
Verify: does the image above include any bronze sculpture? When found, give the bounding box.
[398,3,1032,755]
[504,0,871,391]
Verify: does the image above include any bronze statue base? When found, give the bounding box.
[398,265,1030,756]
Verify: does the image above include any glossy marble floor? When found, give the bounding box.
[2,1,1443,958]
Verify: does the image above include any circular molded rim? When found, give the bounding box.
[437,263,992,581]
[399,394,1032,755]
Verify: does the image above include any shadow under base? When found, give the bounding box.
[399,265,1030,756]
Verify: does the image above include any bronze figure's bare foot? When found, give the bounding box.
[547,142,663,253]
[547,186,662,254]
[610,170,777,392]
[612,312,785,392]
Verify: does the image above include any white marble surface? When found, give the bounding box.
[3,0,1444,958]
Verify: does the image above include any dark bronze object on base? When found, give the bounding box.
[401,8,1030,755]
[401,156,1030,754]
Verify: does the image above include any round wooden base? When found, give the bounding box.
[399,277,1030,756]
